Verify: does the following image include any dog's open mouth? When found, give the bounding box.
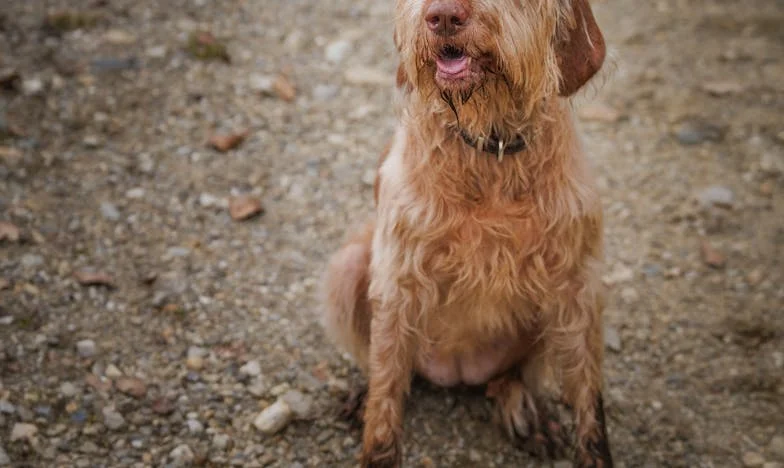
[436,45,470,80]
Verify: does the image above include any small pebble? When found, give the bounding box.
[604,325,622,353]
[102,407,126,431]
[0,400,16,414]
[281,390,314,418]
[186,356,204,371]
[169,444,195,465]
[253,399,293,434]
[146,45,167,59]
[0,446,10,466]
[186,419,204,434]
[697,185,734,209]
[212,433,232,451]
[100,202,121,221]
[239,360,262,377]
[76,339,97,358]
[105,364,123,379]
[743,452,766,467]
[325,40,352,63]
[126,188,145,199]
[59,382,78,397]
[768,435,784,459]
[675,120,724,145]
[249,74,275,95]
[22,78,44,96]
[10,423,38,442]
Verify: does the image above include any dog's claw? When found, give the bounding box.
[492,379,569,462]
[575,394,614,468]
[516,411,569,460]
[338,386,367,427]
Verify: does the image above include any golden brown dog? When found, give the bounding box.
[323,0,611,466]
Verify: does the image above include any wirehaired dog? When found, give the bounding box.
[322,0,611,466]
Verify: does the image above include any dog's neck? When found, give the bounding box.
[458,129,527,161]
[403,85,564,160]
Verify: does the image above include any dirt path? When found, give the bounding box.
[1,1,782,467]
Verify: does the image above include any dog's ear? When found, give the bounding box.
[396,64,412,91]
[393,29,413,92]
[556,0,606,96]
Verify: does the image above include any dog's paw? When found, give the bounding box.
[489,377,569,460]
[575,439,613,468]
[360,437,402,468]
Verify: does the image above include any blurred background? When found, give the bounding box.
[0,1,782,467]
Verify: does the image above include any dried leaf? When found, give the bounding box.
[273,75,296,102]
[207,130,249,152]
[151,397,176,415]
[73,270,115,287]
[0,221,21,242]
[115,377,147,398]
[186,31,231,62]
[214,341,247,361]
[228,195,264,221]
[701,80,744,96]
[701,240,726,269]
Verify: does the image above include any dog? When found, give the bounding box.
[322,0,611,466]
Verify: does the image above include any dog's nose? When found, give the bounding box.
[425,0,469,37]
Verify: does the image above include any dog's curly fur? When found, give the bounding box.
[322,0,613,466]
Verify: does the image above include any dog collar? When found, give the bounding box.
[459,130,527,161]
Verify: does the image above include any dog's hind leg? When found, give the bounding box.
[321,221,374,422]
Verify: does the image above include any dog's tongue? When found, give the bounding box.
[436,56,469,76]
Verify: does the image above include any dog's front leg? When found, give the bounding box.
[550,276,614,468]
[360,294,417,468]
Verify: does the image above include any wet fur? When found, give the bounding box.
[321,0,611,466]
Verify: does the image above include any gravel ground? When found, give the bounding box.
[1,0,783,467]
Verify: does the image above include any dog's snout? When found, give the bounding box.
[425,0,469,37]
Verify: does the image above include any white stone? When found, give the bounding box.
[325,40,352,63]
[59,382,78,397]
[186,419,204,434]
[696,185,734,209]
[281,390,314,418]
[253,399,293,434]
[125,188,145,199]
[169,444,195,465]
[604,325,622,352]
[102,407,126,430]
[22,78,44,96]
[249,74,275,94]
[10,423,38,442]
[105,364,123,379]
[146,45,168,59]
[76,339,96,358]
[239,360,262,377]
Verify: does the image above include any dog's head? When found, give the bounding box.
[395,0,605,123]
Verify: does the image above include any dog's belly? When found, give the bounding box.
[413,307,539,387]
[415,339,528,387]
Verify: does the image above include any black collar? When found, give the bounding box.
[460,130,527,161]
